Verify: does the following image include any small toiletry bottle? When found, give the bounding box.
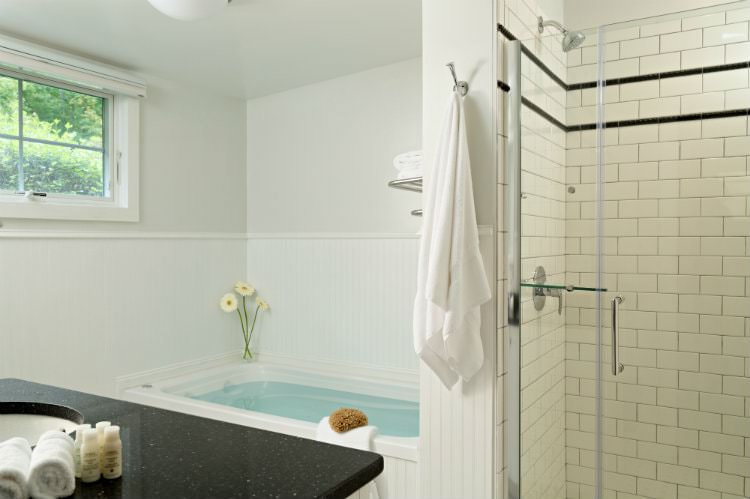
[95,421,111,471]
[101,426,122,480]
[73,423,92,478]
[80,429,101,483]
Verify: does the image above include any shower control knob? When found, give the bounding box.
[617,363,624,374]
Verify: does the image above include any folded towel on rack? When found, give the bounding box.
[413,90,491,389]
[316,418,385,498]
[393,150,422,171]
[0,437,32,499]
[28,431,75,499]
[396,165,423,180]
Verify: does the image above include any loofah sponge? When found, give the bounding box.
[328,408,368,433]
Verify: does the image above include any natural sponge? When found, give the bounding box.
[329,408,368,433]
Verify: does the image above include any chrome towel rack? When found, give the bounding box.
[385,63,468,218]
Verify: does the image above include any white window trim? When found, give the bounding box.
[0,33,145,222]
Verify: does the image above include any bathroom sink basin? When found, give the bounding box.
[0,402,83,444]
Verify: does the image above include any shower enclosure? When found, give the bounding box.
[504,2,750,498]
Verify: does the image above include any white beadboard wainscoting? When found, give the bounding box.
[246,234,420,372]
[0,232,247,397]
[346,456,418,499]
[418,229,497,499]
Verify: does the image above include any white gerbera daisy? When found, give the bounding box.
[256,297,269,311]
[220,293,238,312]
[234,281,255,297]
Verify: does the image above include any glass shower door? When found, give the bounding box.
[506,30,572,499]
[508,3,749,497]
[584,3,750,498]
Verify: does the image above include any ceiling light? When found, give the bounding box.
[146,0,230,21]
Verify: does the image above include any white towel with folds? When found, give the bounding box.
[413,91,492,389]
[316,418,385,499]
[28,431,75,499]
[0,437,32,499]
[315,417,377,451]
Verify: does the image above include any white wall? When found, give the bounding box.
[0,79,248,396]
[421,0,498,497]
[243,59,422,376]
[246,58,422,234]
[423,2,497,228]
[565,0,737,31]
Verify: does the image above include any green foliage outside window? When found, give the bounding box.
[0,73,107,197]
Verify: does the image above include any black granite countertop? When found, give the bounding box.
[0,378,383,499]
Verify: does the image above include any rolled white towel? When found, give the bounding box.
[28,432,75,499]
[0,437,32,499]
[36,432,73,454]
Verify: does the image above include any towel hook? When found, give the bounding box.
[446,62,469,96]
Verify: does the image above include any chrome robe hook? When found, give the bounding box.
[446,62,469,96]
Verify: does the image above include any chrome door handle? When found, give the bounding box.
[612,296,624,375]
[508,292,520,326]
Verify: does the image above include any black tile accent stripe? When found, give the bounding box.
[569,108,750,131]
[498,23,568,91]
[498,23,569,91]
[497,23,750,132]
[568,61,750,90]
[521,97,568,131]
[497,23,517,41]
[497,23,750,92]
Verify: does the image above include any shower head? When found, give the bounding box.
[537,16,586,52]
[562,30,586,51]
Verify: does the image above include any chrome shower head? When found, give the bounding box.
[537,16,586,52]
[562,30,586,51]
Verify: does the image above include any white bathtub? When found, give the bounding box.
[119,357,419,497]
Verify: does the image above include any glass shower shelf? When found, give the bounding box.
[520,283,607,292]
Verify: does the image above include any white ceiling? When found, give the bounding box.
[0,0,422,99]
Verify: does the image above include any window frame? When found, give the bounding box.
[0,40,142,222]
[0,68,114,201]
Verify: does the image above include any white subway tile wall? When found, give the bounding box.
[565,6,750,499]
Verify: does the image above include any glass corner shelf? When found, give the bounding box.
[520,283,607,292]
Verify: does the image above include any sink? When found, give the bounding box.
[0,402,84,445]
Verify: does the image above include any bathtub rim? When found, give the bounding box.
[117,353,419,462]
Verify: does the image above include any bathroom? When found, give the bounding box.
[0,0,748,497]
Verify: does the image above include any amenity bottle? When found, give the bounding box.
[73,423,92,478]
[101,426,122,480]
[95,421,111,471]
[80,429,101,483]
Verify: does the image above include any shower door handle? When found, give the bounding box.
[508,292,520,326]
[612,296,624,375]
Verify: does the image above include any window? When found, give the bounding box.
[0,33,145,222]
[0,70,112,199]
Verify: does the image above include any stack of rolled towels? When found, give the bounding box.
[393,150,423,179]
[0,431,75,499]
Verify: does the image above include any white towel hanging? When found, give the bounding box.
[413,90,491,389]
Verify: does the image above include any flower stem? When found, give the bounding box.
[236,307,251,359]
[244,305,262,359]
[243,297,253,359]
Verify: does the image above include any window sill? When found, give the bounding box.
[0,197,138,222]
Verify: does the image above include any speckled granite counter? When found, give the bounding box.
[0,378,383,499]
